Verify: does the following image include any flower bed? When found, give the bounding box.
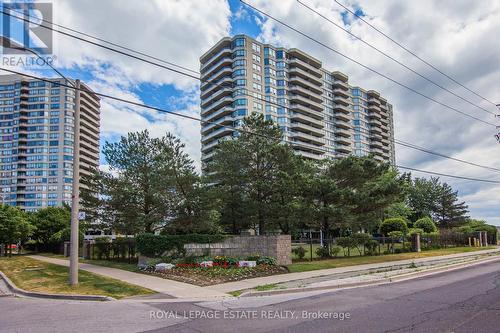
[140,255,287,286]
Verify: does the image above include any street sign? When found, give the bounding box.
[78,211,86,220]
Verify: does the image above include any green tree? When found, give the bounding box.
[380,217,408,236]
[414,216,437,233]
[385,202,412,221]
[82,130,214,235]
[0,205,33,256]
[302,158,353,239]
[29,207,70,251]
[209,113,303,235]
[407,177,441,221]
[434,183,468,228]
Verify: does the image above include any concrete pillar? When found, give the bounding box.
[63,241,70,257]
[411,233,421,252]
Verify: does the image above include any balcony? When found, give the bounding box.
[288,75,323,95]
[289,85,323,104]
[334,127,351,137]
[201,116,234,135]
[333,95,350,106]
[334,111,351,123]
[289,94,323,112]
[290,131,325,146]
[333,104,350,114]
[288,66,323,86]
[369,119,382,127]
[290,138,324,151]
[201,96,233,116]
[332,80,349,90]
[368,104,381,112]
[334,144,351,154]
[201,77,233,97]
[200,87,233,108]
[201,56,232,77]
[288,58,322,78]
[333,88,349,98]
[289,111,324,126]
[334,136,350,145]
[201,126,234,144]
[295,150,323,160]
[201,67,232,87]
[335,118,351,130]
[200,47,232,71]
[202,106,234,123]
[290,122,324,136]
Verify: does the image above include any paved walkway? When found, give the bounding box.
[205,247,500,293]
[28,255,227,299]
[30,248,500,298]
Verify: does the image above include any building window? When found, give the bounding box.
[252,73,261,82]
[264,47,276,58]
[252,63,261,72]
[252,42,261,53]
[232,38,245,48]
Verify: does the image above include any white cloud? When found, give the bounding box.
[52,0,230,89]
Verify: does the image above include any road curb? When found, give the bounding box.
[239,254,500,297]
[0,270,115,301]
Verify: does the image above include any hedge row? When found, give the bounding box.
[136,233,227,257]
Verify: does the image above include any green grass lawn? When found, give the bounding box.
[38,253,140,272]
[0,256,155,299]
[287,246,496,273]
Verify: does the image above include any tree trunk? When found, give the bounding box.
[258,209,265,235]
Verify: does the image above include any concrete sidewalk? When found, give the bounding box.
[29,255,228,299]
[205,247,500,293]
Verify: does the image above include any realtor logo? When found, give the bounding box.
[0,1,53,55]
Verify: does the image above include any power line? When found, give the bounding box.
[3,67,500,185]
[396,165,500,184]
[238,1,498,128]
[296,0,497,116]
[2,11,499,175]
[333,0,500,110]
[394,139,500,173]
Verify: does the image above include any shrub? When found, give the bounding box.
[408,228,424,235]
[292,246,306,259]
[336,237,357,256]
[352,233,372,254]
[256,256,277,266]
[365,239,379,255]
[136,233,226,257]
[388,231,404,240]
[414,217,437,234]
[330,247,341,257]
[94,237,112,260]
[380,218,408,236]
[315,246,331,258]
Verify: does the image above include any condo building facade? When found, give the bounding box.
[200,35,395,166]
[0,74,100,212]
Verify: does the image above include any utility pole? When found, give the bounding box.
[69,79,81,286]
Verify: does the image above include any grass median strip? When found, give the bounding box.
[287,246,496,273]
[0,256,155,299]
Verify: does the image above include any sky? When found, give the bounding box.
[1,0,499,225]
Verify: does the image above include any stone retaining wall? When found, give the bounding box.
[184,235,291,265]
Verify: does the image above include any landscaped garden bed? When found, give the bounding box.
[140,255,288,286]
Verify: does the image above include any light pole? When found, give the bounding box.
[1,38,81,285]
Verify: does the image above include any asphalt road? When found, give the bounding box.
[1,260,499,333]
